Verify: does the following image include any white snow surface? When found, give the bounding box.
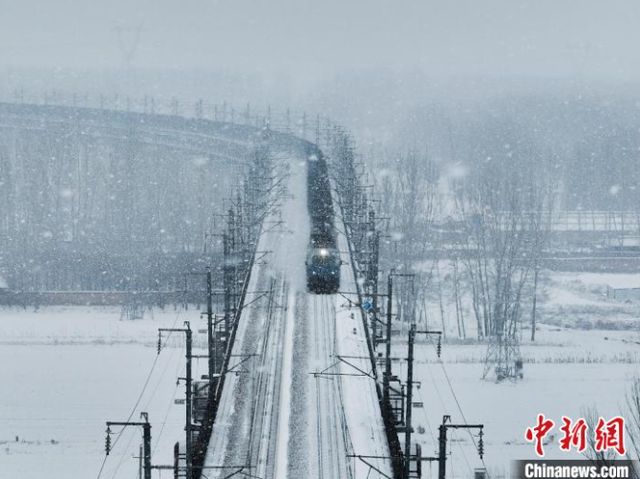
[0,305,205,479]
[333,250,393,477]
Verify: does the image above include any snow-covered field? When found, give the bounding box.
[2,270,640,478]
[0,306,206,479]
[403,330,639,479]
[397,270,640,478]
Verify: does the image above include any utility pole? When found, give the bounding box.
[367,209,380,347]
[158,322,193,479]
[404,323,417,479]
[206,267,214,383]
[404,326,442,479]
[384,271,415,403]
[438,419,447,479]
[223,232,233,333]
[105,412,152,479]
[438,415,484,479]
[372,231,380,339]
[384,269,394,403]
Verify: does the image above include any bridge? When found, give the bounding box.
[0,101,402,478]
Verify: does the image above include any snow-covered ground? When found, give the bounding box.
[3,268,640,479]
[398,330,639,479]
[390,269,640,479]
[0,306,206,479]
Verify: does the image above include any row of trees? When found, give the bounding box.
[0,120,239,291]
[373,141,558,343]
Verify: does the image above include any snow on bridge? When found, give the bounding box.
[203,149,392,478]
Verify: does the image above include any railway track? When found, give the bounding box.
[246,276,288,479]
[310,294,353,479]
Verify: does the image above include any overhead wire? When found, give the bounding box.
[144,336,183,412]
[452,428,474,477]
[425,334,493,479]
[96,308,184,479]
[151,338,186,456]
[415,387,437,448]
[109,422,139,478]
[152,377,182,456]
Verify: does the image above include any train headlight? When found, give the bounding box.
[319,248,329,257]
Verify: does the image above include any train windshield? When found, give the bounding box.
[307,248,339,265]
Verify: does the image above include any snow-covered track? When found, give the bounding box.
[310,294,353,478]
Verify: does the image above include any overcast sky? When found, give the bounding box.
[0,0,639,82]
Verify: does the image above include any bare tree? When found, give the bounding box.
[374,149,442,328]
[454,167,529,340]
[582,383,640,479]
[453,142,557,344]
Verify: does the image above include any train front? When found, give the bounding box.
[306,244,340,293]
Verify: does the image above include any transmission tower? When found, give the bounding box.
[112,21,144,73]
[482,314,523,381]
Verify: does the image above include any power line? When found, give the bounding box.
[149,335,185,455]
[451,429,474,478]
[109,422,139,478]
[96,310,183,479]
[144,333,185,411]
[415,387,436,447]
[153,378,181,456]
[426,335,493,479]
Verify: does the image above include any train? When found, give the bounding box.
[305,145,341,294]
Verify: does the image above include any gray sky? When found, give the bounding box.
[0,0,639,81]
